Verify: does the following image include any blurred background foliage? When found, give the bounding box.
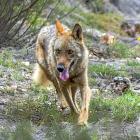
[0,0,124,48]
[0,0,80,47]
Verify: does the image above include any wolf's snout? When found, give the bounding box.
[57,64,64,72]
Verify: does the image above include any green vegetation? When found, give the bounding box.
[88,63,128,86]
[0,48,28,69]
[108,42,136,58]
[89,92,140,122]
[70,9,124,33]
[60,4,125,48]
[6,83,93,140]
[31,83,54,94]
[5,88,140,139]
[89,77,98,86]
[126,60,140,67]
[89,64,127,78]
[1,0,140,139]
[126,60,140,79]
[0,72,4,77]
[1,47,140,139]
[7,83,59,125]
[91,133,98,140]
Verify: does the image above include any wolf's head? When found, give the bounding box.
[54,19,85,81]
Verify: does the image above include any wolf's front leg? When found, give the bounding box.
[78,85,91,125]
[61,85,79,114]
[56,88,68,110]
[71,85,80,112]
[53,80,68,110]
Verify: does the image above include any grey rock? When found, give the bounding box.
[123,77,130,84]
[114,77,123,82]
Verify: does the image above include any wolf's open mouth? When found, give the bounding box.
[59,68,69,81]
[69,61,74,70]
[59,61,74,81]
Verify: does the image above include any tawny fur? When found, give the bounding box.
[33,64,51,87]
[33,19,91,125]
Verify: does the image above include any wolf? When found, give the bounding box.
[33,19,91,125]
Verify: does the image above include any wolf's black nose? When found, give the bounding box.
[57,64,64,72]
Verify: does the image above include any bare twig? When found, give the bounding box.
[88,48,104,58]
[11,0,39,20]
[58,1,82,20]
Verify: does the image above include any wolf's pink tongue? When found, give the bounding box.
[59,68,69,81]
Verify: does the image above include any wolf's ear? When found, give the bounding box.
[72,24,82,40]
[56,19,65,34]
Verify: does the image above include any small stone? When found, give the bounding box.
[45,101,51,106]
[118,77,123,81]
[92,72,99,77]
[114,77,123,82]
[123,77,130,84]
[22,61,30,66]
[136,57,140,61]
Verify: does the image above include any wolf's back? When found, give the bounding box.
[33,25,57,87]
[38,24,69,47]
[38,25,56,47]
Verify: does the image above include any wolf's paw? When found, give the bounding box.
[77,117,87,125]
[60,101,68,110]
[77,113,88,125]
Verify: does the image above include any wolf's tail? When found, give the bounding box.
[33,63,52,87]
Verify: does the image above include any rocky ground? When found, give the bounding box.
[1,0,140,139]
[0,38,140,139]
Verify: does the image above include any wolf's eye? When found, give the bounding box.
[68,50,74,54]
[55,50,60,55]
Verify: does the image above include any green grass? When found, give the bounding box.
[89,92,140,122]
[88,63,128,86]
[6,90,140,139]
[70,9,124,34]
[89,64,128,79]
[130,67,140,79]
[8,93,61,125]
[53,1,124,35]
[60,4,125,48]
[0,72,4,77]
[0,48,28,69]
[10,71,22,81]
[7,83,59,124]
[6,83,94,140]
[126,60,140,79]
[1,3,139,139]
[109,92,140,121]
[30,83,54,94]
[89,77,98,86]
[91,133,98,140]
[126,60,140,67]
[12,122,33,140]
[108,42,136,58]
